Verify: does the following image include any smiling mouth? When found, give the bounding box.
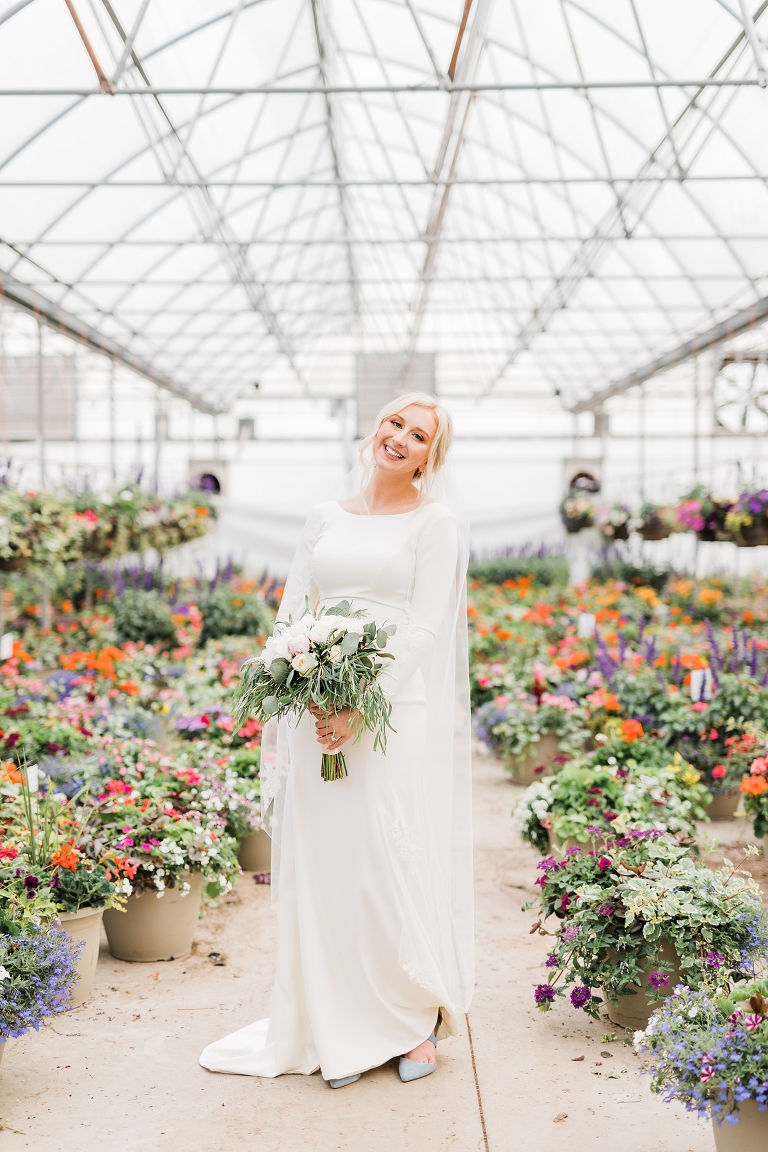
[383,443,405,460]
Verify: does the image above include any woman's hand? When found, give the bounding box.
[309,703,360,752]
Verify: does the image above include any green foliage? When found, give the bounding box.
[199,584,270,644]
[113,589,178,647]
[468,555,569,586]
[531,837,768,1019]
[589,558,673,592]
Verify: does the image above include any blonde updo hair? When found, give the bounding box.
[359,391,453,499]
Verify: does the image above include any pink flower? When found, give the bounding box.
[691,701,708,713]
[493,695,510,707]
[744,1014,764,1031]
[711,765,726,779]
[700,1066,714,1083]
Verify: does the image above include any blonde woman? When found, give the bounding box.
[201,393,474,1088]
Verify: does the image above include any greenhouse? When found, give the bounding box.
[2,1,768,1149]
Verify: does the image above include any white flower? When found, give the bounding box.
[259,634,290,669]
[0,966,10,983]
[337,616,366,635]
[286,633,311,657]
[292,652,318,675]
[309,617,341,644]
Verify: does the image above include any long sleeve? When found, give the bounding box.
[376,506,459,700]
[275,505,322,628]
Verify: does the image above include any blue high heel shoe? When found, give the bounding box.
[398,1031,437,1082]
[327,1073,361,1089]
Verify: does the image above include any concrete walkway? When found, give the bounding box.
[2,753,716,1151]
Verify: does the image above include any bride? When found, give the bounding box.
[200,391,474,1088]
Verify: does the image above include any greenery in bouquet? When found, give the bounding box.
[635,981,768,1125]
[0,925,80,1040]
[512,734,709,853]
[527,836,768,1018]
[474,691,588,767]
[234,600,396,782]
[83,765,240,899]
[559,495,594,533]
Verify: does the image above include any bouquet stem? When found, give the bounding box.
[321,751,347,782]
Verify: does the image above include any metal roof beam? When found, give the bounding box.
[569,294,768,414]
[0,269,220,414]
[2,79,768,94]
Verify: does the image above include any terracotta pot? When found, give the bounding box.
[712,1098,768,1152]
[237,829,271,872]
[604,941,680,1030]
[705,791,740,821]
[57,905,104,1007]
[103,872,202,963]
[509,733,561,786]
[738,522,768,548]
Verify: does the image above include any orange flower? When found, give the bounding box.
[51,839,80,871]
[60,599,73,614]
[195,506,209,517]
[120,680,140,696]
[740,775,768,796]
[495,629,513,641]
[620,719,644,743]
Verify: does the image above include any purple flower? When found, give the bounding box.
[545,953,558,969]
[570,986,592,1010]
[534,983,556,1005]
[597,903,615,917]
[597,857,612,871]
[23,876,39,899]
[49,875,61,890]
[647,971,670,989]
[706,950,726,969]
[564,924,581,942]
[565,846,581,856]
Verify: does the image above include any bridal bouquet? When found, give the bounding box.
[233,600,396,781]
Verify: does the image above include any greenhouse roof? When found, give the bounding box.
[2,0,768,411]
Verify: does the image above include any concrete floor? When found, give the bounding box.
[2,752,719,1152]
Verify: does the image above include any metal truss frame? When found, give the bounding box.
[1,0,768,410]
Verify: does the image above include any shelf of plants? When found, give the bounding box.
[469,549,768,1148]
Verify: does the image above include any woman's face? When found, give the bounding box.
[373,404,437,479]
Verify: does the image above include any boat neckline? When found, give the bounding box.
[335,501,418,518]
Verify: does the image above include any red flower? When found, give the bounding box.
[712,765,726,779]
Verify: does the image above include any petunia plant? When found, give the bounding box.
[635,981,768,1126]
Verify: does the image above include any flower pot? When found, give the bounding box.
[103,872,202,963]
[57,905,104,1007]
[712,1098,768,1152]
[738,522,768,547]
[237,829,270,872]
[509,733,561,786]
[705,791,740,821]
[546,828,581,852]
[611,524,630,541]
[0,555,26,572]
[0,1041,6,1067]
[604,941,680,1030]
[639,521,672,541]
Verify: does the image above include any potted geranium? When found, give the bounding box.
[526,835,768,1030]
[725,490,768,547]
[474,691,589,785]
[635,981,768,1150]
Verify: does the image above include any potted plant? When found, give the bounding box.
[474,691,589,785]
[737,736,768,857]
[634,503,677,542]
[725,490,768,547]
[512,736,710,852]
[635,982,768,1151]
[526,835,768,1030]
[559,496,595,534]
[594,504,631,542]
[88,766,240,962]
[676,487,733,542]
[6,767,129,1007]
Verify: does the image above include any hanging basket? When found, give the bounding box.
[0,555,26,572]
[639,520,672,541]
[737,522,768,548]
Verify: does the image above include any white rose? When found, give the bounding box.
[291,652,318,676]
[309,617,340,644]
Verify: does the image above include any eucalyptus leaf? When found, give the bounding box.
[270,657,291,684]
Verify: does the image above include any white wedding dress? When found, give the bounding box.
[200,500,473,1081]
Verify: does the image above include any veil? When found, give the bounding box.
[258,459,475,1016]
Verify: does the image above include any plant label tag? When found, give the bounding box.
[25,764,39,793]
[690,668,714,701]
[577,613,596,638]
[0,633,12,660]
